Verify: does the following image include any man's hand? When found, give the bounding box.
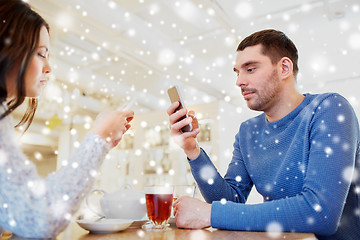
[167,102,201,160]
[173,196,211,229]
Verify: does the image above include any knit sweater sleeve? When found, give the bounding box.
[190,94,359,235]
[0,114,110,238]
[189,131,253,203]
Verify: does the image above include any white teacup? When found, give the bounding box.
[86,184,147,220]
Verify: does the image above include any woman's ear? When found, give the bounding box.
[279,57,293,79]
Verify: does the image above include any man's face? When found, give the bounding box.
[233,44,281,112]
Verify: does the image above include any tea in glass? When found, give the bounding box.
[143,186,173,231]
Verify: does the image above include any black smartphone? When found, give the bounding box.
[167,86,193,132]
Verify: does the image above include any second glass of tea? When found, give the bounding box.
[143,186,173,231]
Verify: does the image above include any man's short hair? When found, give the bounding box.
[237,29,299,77]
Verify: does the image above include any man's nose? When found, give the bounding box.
[236,73,247,87]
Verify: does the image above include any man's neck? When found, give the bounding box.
[265,91,304,122]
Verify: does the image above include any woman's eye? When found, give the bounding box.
[38,53,46,58]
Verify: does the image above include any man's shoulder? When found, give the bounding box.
[307,92,350,108]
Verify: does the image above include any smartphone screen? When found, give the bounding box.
[167,86,193,132]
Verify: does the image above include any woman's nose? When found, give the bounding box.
[43,60,51,74]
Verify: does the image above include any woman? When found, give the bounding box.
[0,0,134,238]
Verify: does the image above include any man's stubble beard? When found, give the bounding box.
[246,69,280,112]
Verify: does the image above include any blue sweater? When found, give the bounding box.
[189,93,360,240]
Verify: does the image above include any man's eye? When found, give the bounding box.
[247,68,255,72]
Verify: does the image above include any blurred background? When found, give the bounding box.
[15,0,360,202]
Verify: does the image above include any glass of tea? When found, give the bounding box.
[142,186,173,231]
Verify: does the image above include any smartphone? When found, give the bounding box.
[117,97,137,111]
[167,86,193,132]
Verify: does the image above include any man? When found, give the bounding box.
[167,29,360,240]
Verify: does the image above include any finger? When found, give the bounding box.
[191,115,199,130]
[167,102,180,116]
[170,116,192,133]
[112,139,121,147]
[173,198,179,208]
[180,128,200,138]
[126,116,134,122]
[120,110,135,118]
[188,110,196,117]
[169,108,187,125]
[187,111,199,129]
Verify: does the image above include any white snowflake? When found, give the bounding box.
[64,213,72,220]
[337,114,345,122]
[324,147,333,155]
[265,184,272,192]
[348,33,360,50]
[235,2,253,18]
[313,204,322,212]
[266,221,283,238]
[342,166,358,183]
[63,194,70,201]
[200,165,216,181]
[29,180,46,197]
[52,201,67,217]
[307,217,315,225]
[137,229,145,237]
[72,162,79,169]
[355,208,360,216]
[332,136,340,143]
[157,48,176,66]
[9,219,16,227]
[188,230,208,240]
[0,149,8,166]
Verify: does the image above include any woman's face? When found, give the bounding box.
[25,25,51,98]
[6,25,51,99]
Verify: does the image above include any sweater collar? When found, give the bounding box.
[263,93,313,128]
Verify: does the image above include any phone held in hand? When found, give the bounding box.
[167,86,193,132]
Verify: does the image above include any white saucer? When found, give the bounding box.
[76,218,134,234]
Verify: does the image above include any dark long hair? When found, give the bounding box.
[0,0,49,131]
[237,29,299,77]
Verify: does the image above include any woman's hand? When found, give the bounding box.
[91,110,134,148]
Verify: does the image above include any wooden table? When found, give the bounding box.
[56,220,317,240]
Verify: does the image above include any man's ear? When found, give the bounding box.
[279,57,293,79]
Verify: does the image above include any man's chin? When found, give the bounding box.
[246,102,262,112]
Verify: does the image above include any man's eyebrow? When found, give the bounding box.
[241,61,258,68]
[234,61,259,72]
